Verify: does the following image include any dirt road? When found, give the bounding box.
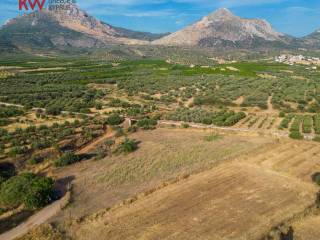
[0,193,70,240]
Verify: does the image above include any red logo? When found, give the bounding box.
[19,0,46,11]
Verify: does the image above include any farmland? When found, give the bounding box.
[1,55,320,240]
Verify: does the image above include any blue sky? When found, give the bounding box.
[1,0,319,36]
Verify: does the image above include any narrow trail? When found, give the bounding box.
[267,95,274,112]
[0,193,70,240]
[77,129,115,155]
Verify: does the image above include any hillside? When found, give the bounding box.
[0,4,166,51]
[153,8,292,49]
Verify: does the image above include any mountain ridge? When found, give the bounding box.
[0,5,319,52]
[152,8,289,48]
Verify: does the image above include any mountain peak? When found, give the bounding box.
[207,8,235,20]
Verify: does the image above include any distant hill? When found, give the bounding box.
[153,8,292,49]
[0,4,167,52]
[302,30,320,49]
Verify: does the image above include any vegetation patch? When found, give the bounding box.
[0,173,54,209]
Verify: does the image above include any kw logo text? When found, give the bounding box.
[19,0,46,11]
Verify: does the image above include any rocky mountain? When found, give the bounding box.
[302,30,320,48]
[153,8,290,48]
[0,4,166,51]
[0,5,319,52]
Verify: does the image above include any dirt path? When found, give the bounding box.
[267,95,275,113]
[0,193,70,240]
[0,102,24,108]
[77,130,115,155]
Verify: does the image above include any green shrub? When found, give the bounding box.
[302,116,313,134]
[181,123,190,128]
[279,114,294,129]
[106,114,124,126]
[116,138,138,154]
[289,131,303,140]
[290,116,303,132]
[54,152,80,167]
[0,173,54,209]
[279,112,286,118]
[137,118,157,130]
[28,156,44,165]
[115,127,125,137]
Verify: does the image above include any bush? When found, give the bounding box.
[137,118,157,130]
[302,116,313,134]
[181,123,190,128]
[28,156,44,165]
[116,138,138,154]
[279,111,286,118]
[115,127,125,137]
[46,105,62,116]
[0,173,54,209]
[106,114,124,126]
[279,114,294,129]
[54,152,80,167]
[289,131,303,140]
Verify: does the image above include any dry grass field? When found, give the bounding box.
[292,213,320,240]
[244,140,320,183]
[52,130,320,240]
[67,162,316,240]
[52,128,272,222]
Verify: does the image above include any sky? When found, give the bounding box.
[0,0,319,37]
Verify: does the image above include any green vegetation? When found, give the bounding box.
[106,114,124,126]
[115,138,138,154]
[0,58,317,113]
[0,105,24,118]
[0,173,54,209]
[204,134,223,142]
[314,114,320,134]
[137,118,157,130]
[289,131,304,140]
[302,115,313,134]
[166,108,245,126]
[279,114,295,129]
[290,116,303,132]
[0,119,105,163]
[54,152,80,167]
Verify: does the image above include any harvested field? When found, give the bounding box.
[69,162,316,240]
[243,140,320,182]
[52,128,272,221]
